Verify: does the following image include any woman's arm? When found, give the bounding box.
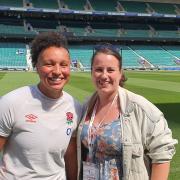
[151,162,170,180]
[64,137,77,180]
[145,115,177,179]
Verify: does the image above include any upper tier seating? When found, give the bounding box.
[60,0,178,15]
[0,0,22,7]
[119,1,147,13]
[152,24,179,38]
[60,0,85,10]
[89,0,117,11]
[148,2,176,14]
[27,19,59,33]
[0,18,36,38]
[30,0,59,9]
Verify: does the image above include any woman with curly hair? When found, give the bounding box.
[0,32,82,179]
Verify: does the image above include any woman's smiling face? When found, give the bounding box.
[92,52,122,96]
[36,46,70,99]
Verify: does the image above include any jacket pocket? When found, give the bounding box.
[130,144,144,173]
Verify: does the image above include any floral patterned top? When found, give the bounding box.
[81,118,123,180]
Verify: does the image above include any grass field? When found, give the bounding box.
[0,71,180,179]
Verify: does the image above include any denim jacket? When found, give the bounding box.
[77,86,177,180]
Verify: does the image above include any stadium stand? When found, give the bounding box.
[119,1,148,13]
[60,0,85,10]
[0,42,27,70]
[163,45,180,57]
[26,19,59,33]
[0,0,179,71]
[0,0,22,7]
[131,45,177,67]
[87,0,118,12]
[0,18,36,38]
[70,45,93,68]
[119,45,142,68]
[30,0,59,9]
[148,2,177,14]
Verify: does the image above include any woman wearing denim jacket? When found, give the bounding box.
[77,44,177,180]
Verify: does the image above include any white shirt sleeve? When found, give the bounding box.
[0,97,14,137]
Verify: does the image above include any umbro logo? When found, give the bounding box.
[25,114,38,123]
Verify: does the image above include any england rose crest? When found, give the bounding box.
[66,112,73,125]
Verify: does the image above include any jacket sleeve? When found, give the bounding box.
[145,114,177,163]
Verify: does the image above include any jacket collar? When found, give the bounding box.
[118,86,134,116]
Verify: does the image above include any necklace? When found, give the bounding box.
[94,94,118,129]
[87,94,118,161]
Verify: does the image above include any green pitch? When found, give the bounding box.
[0,71,180,179]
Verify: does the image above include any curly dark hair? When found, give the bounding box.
[30,32,69,68]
